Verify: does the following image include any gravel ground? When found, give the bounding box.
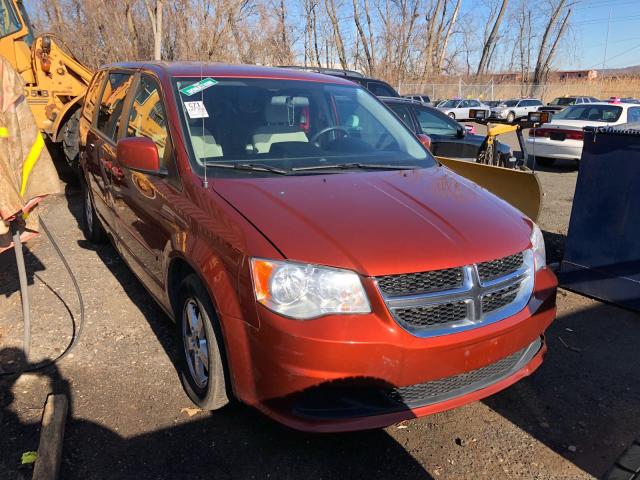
[1,141,639,480]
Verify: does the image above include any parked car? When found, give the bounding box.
[539,96,599,114]
[528,101,640,166]
[403,94,431,105]
[484,100,503,108]
[280,65,399,97]
[437,98,491,120]
[490,98,543,123]
[382,97,512,162]
[79,62,557,432]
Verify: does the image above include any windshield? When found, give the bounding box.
[441,100,461,108]
[550,97,575,106]
[553,104,623,122]
[173,78,434,177]
[500,100,519,107]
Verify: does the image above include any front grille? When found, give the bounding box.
[477,252,524,283]
[389,342,534,406]
[376,267,463,296]
[376,250,531,337]
[482,282,520,313]
[394,301,467,328]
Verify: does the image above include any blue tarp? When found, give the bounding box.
[559,125,640,311]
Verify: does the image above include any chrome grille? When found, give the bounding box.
[482,282,520,313]
[377,268,463,296]
[395,301,467,328]
[477,252,524,283]
[377,250,533,338]
[389,338,541,407]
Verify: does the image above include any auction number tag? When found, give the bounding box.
[184,101,209,119]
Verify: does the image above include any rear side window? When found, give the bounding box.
[415,108,458,136]
[388,105,415,131]
[0,0,21,38]
[82,71,105,125]
[367,82,397,97]
[97,72,134,141]
[126,75,169,162]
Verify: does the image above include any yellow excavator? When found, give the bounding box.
[0,0,93,168]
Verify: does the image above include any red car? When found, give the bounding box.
[79,63,557,432]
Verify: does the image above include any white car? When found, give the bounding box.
[490,98,543,123]
[527,101,640,166]
[437,99,490,120]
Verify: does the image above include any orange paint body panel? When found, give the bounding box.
[79,62,558,433]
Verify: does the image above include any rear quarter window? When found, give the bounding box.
[82,71,105,125]
[96,72,134,141]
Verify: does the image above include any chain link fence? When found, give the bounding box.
[398,80,638,103]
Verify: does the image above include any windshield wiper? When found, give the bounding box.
[204,162,289,175]
[291,163,419,172]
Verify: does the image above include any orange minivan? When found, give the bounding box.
[79,62,557,432]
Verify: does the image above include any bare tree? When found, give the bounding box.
[325,0,348,69]
[532,0,570,84]
[144,0,163,61]
[476,0,509,77]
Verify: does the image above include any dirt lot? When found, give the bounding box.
[1,139,639,479]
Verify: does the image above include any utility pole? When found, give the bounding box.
[602,7,611,72]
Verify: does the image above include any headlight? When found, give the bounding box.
[250,258,371,319]
[530,224,546,271]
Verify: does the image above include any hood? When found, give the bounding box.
[213,167,532,276]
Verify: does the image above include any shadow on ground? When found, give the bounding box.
[484,299,640,478]
[1,343,433,480]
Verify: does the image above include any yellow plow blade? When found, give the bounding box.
[437,157,542,222]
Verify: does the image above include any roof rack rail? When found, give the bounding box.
[278,65,365,78]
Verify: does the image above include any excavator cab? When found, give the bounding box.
[0,0,93,168]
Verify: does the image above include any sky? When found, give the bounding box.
[460,0,640,71]
[23,0,639,72]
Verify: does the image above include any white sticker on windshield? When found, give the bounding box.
[184,101,209,119]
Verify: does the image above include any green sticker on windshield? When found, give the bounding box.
[179,78,218,97]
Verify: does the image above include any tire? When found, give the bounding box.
[506,112,515,123]
[448,112,455,119]
[62,109,81,171]
[81,181,107,243]
[535,157,556,167]
[177,274,230,410]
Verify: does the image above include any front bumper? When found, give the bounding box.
[233,267,557,432]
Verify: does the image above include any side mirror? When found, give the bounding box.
[117,137,162,173]
[456,126,466,138]
[416,133,432,151]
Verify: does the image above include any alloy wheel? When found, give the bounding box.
[182,298,209,389]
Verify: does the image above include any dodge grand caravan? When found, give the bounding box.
[79,63,557,432]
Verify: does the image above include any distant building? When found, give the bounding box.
[552,69,599,81]
[487,69,598,83]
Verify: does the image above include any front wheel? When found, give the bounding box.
[448,112,456,119]
[506,112,515,123]
[61,109,81,170]
[177,274,230,410]
[81,182,107,243]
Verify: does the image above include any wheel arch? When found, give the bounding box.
[52,95,84,143]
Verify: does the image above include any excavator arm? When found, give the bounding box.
[0,0,94,168]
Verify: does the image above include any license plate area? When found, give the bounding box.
[550,132,566,141]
